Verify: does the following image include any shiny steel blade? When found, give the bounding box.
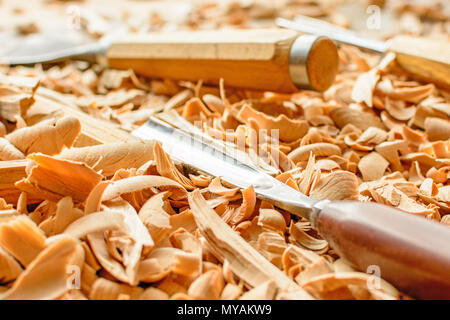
[132,117,318,219]
[276,17,389,53]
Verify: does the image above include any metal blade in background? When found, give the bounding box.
[132,117,318,219]
[276,16,389,53]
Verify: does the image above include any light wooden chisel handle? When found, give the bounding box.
[106,29,339,92]
[388,35,450,90]
[313,200,450,300]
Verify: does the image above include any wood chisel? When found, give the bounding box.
[277,16,450,89]
[2,29,339,93]
[132,116,450,300]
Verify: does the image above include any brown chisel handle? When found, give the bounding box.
[106,29,338,93]
[313,200,450,299]
[388,35,450,90]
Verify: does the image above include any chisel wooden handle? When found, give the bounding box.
[313,200,450,299]
[106,29,338,92]
[388,35,450,90]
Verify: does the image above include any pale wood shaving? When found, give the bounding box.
[0,236,84,300]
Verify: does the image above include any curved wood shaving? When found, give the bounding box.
[301,272,400,300]
[153,141,195,190]
[6,116,81,156]
[0,75,39,122]
[0,246,23,283]
[288,143,341,163]
[187,269,224,300]
[330,107,385,130]
[64,211,124,238]
[102,176,187,201]
[295,258,334,285]
[84,181,111,214]
[189,174,211,187]
[188,190,312,297]
[89,278,143,300]
[138,192,171,245]
[257,209,286,234]
[105,200,154,284]
[238,104,309,142]
[230,186,256,225]
[385,99,416,121]
[0,138,25,160]
[289,222,328,254]
[351,69,380,107]
[358,152,390,181]
[379,82,434,104]
[138,248,177,282]
[425,117,450,142]
[87,232,129,284]
[221,283,242,300]
[240,280,277,300]
[169,228,202,277]
[139,287,170,300]
[58,140,155,177]
[281,245,321,272]
[40,196,84,236]
[0,215,46,267]
[375,140,409,172]
[182,97,214,118]
[16,154,102,203]
[208,177,239,197]
[203,94,226,114]
[257,231,288,268]
[356,127,388,145]
[0,236,84,300]
[413,105,448,130]
[310,171,359,200]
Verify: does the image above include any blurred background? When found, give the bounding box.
[0,0,449,59]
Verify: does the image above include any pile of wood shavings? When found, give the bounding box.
[0,0,449,300]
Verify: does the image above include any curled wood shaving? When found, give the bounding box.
[188,189,313,298]
[221,283,243,300]
[89,278,143,300]
[377,81,434,104]
[16,154,102,203]
[240,280,277,300]
[358,152,390,181]
[0,75,39,122]
[58,140,155,177]
[237,104,309,142]
[257,209,287,234]
[309,171,359,200]
[187,269,224,300]
[0,236,84,300]
[208,177,239,197]
[6,116,81,156]
[0,245,23,283]
[0,215,46,267]
[63,211,125,239]
[375,140,409,172]
[289,222,328,254]
[288,143,341,163]
[425,117,450,142]
[301,271,401,300]
[102,175,187,202]
[40,196,83,236]
[0,138,25,160]
[153,141,195,190]
[330,106,385,130]
[138,192,171,245]
[139,287,170,300]
[169,228,202,277]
